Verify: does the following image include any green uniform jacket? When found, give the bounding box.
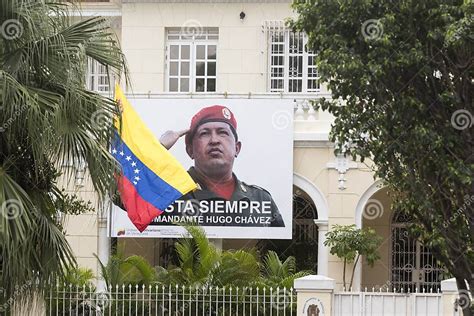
[160,167,285,227]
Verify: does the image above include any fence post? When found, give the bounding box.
[441,278,460,316]
[294,275,335,316]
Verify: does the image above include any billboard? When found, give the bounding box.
[109,98,293,239]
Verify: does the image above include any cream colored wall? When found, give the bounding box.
[293,147,382,289]
[59,169,100,276]
[121,2,329,94]
[361,188,393,289]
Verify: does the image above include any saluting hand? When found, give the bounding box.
[160,129,189,150]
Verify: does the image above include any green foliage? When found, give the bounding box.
[155,225,311,290]
[47,266,97,316]
[257,237,318,272]
[96,253,156,288]
[62,266,96,288]
[258,251,312,289]
[292,0,473,309]
[213,249,261,286]
[0,0,128,305]
[157,225,260,288]
[54,189,96,217]
[324,225,382,288]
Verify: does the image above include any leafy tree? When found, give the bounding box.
[292,1,472,313]
[324,225,382,289]
[0,0,127,308]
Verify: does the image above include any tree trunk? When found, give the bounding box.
[349,254,360,290]
[12,292,46,316]
[343,258,347,290]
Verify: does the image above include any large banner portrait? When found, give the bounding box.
[109,98,293,239]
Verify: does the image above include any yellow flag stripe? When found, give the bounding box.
[114,85,196,195]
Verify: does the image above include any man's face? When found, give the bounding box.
[187,122,241,177]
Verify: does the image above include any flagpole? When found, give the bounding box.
[96,87,115,293]
[97,197,111,293]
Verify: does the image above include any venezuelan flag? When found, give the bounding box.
[112,85,196,232]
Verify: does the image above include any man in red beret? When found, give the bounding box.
[160,105,284,227]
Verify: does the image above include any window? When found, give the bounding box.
[166,28,218,93]
[266,22,319,93]
[87,58,110,92]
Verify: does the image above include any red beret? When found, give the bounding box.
[185,105,238,146]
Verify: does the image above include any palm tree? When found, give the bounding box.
[258,251,312,289]
[63,266,96,288]
[156,225,260,288]
[0,0,127,308]
[96,253,156,289]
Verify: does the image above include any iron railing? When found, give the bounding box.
[45,284,296,316]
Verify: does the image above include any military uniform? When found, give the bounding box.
[160,167,285,227]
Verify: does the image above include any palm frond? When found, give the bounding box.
[0,0,128,306]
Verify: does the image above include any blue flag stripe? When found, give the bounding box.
[112,133,182,211]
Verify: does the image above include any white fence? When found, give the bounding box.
[44,284,296,316]
[333,289,443,316]
[4,276,466,315]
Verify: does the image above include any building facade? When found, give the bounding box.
[64,0,443,291]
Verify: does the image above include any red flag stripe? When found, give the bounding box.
[117,175,163,232]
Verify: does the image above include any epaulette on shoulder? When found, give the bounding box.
[242,182,271,195]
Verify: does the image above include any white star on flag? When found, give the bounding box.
[119,151,124,156]
[134,169,140,174]
[134,176,141,181]
[131,161,137,167]
[126,156,132,161]
[133,181,137,185]
[112,148,117,154]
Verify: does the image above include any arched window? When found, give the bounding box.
[258,186,318,271]
[293,189,318,248]
[391,209,444,292]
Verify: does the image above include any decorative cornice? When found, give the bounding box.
[65,3,122,16]
[313,219,329,229]
[294,132,332,148]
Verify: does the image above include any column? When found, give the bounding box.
[440,278,459,315]
[294,275,335,316]
[314,219,329,276]
[97,200,111,292]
